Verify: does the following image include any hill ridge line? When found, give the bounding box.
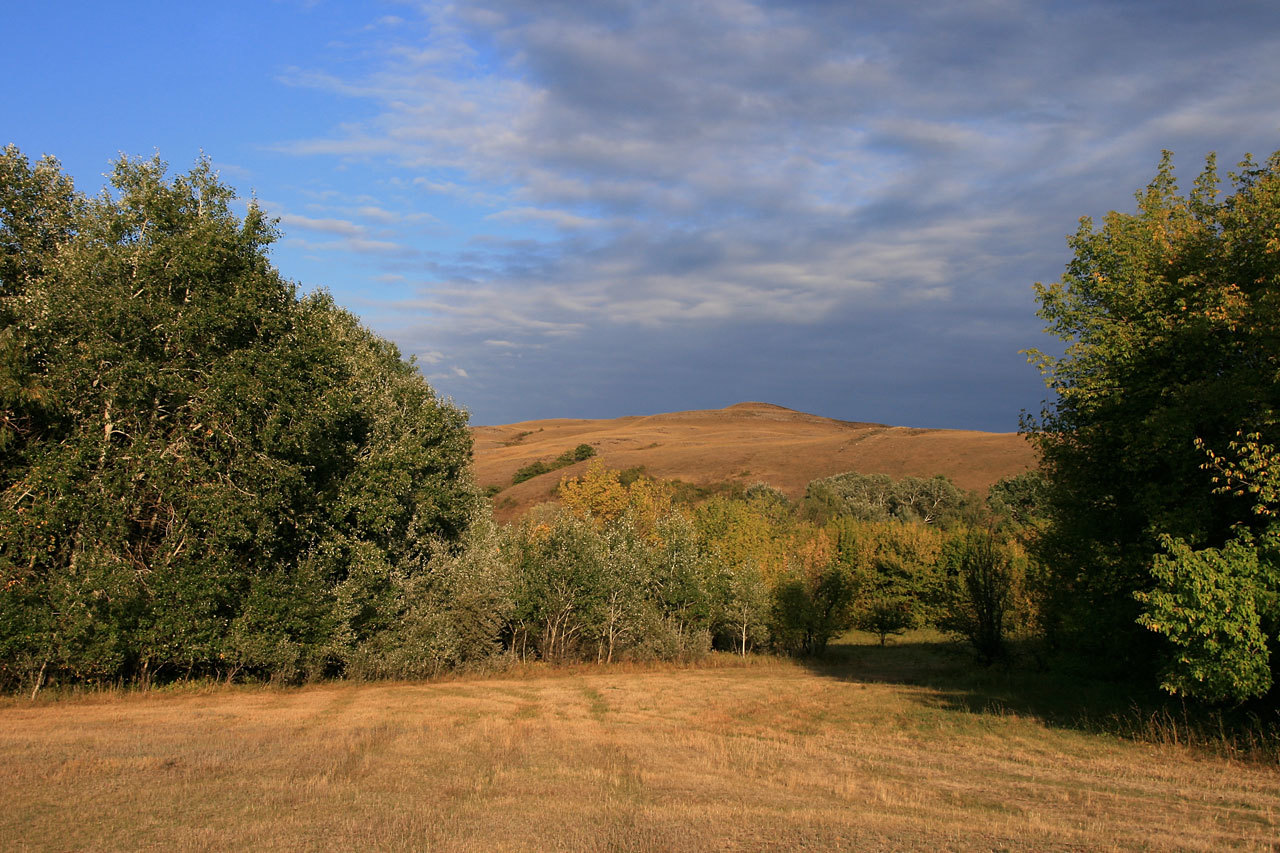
[471,403,1035,520]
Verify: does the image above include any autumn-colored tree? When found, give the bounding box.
[559,460,633,525]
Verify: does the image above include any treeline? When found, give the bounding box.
[331,462,1040,679]
[10,144,1279,708]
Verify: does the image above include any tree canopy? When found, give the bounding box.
[0,147,477,688]
[1025,150,1280,700]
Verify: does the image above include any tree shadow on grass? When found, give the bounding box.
[797,630,1280,761]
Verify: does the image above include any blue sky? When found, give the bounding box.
[7,1,1280,429]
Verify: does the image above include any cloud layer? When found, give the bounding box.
[270,0,1280,428]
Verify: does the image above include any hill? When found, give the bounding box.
[472,402,1036,519]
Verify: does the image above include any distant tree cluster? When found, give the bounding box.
[456,462,1036,665]
[1026,150,1280,702]
[804,471,971,526]
[510,443,596,485]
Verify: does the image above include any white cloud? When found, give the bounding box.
[487,207,604,229]
[278,212,367,237]
[365,14,404,30]
[287,236,411,256]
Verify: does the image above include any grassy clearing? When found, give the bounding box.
[4,634,1278,851]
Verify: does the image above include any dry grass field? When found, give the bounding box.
[4,634,1278,852]
[472,402,1036,520]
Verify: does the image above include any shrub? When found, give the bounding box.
[858,596,916,645]
[940,531,1019,662]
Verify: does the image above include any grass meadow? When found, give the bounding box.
[4,632,1278,851]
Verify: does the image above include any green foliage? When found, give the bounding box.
[939,531,1023,663]
[711,557,770,655]
[770,564,860,656]
[857,596,915,646]
[695,489,951,656]
[834,517,947,630]
[511,460,554,485]
[1134,431,1280,701]
[4,145,1070,689]
[510,443,596,485]
[503,502,712,664]
[765,530,860,655]
[350,515,514,680]
[1138,531,1278,702]
[986,471,1049,530]
[1025,149,1280,691]
[0,148,476,690]
[506,510,609,662]
[694,495,789,652]
[565,443,597,464]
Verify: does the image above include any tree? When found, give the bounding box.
[986,471,1049,531]
[1024,149,1280,693]
[857,596,915,646]
[769,530,860,655]
[0,147,80,470]
[0,148,477,689]
[940,530,1019,663]
[696,496,788,653]
[715,558,770,655]
[350,515,514,680]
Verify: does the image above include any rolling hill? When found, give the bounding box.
[472,402,1036,519]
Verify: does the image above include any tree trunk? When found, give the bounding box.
[30,660,47,700]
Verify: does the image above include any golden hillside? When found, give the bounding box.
[472,402,1036,519]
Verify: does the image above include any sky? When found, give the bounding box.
[6,1,1280,430]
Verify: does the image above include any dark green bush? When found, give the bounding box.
[940,531,1017,662]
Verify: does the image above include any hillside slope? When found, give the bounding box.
[472,402,1036,519]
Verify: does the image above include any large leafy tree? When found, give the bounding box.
[1025,150,1280,696]
[0,147,476,689]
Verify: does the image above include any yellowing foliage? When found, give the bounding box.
[559,460,630,523]
[793,529,834,580]
[557,460,675,543]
